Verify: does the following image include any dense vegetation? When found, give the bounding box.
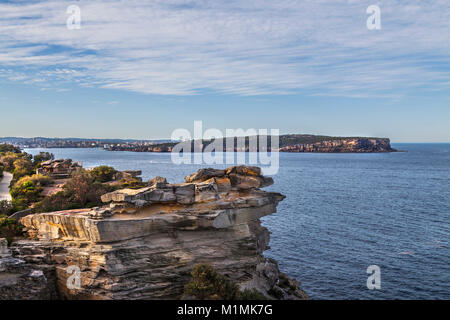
[10,174,53,211]
[0,213,23,244]
[0,150,34,183]
[0,145,58,211]
[33,152,54,166]
[0,200,14,216]
[184,264,266,300]
[34,169,115,213]
[0,144,122,214]
[89,165,117,183]
[0,143,21,154]
[0,144,150,246]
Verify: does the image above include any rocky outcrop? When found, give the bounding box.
[0,238,51,300]
[36,159,82,179]
[0,166,308,300]
[111,170,142,181]
[279,138,395,153]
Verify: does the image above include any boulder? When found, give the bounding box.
[185,168,225,183]
[226,165,261,176]
[148,176,168,186]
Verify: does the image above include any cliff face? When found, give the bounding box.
[105,136,395,153]
[0,166,308,300]
[279,138,395,153]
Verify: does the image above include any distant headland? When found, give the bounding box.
[0,134,397,153]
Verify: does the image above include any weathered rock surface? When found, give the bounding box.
[36,159,82,179]
[0,238,51,300]
[0,166,308,300]
[111,170,142,182]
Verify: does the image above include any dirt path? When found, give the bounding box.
[0,172,12,201]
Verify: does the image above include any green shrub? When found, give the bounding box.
[0,151,33,175]
[0,200,14,216]
[89,166,117,183]
[11,197,29,212]
[184,264,267,300]
[12,158,34,181]
[9,174,53,209]
[237,289,267,300]
[119,177,147,189]
[267,287,284,299]
[0,153,21,172]
[0,144,21,154]
[0,214,23,244]
[34,169,114,213]
[65,170,113,205]
[184,264,240,300]
[14,174,53,188]
[10,180,41,203]
[34,191,69,213]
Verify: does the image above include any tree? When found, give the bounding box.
[12,158,34,180]
[33,152,54,166]
[0,153,21,172]
[89,165,117,183]
[0,144,21,154]
[0,152,33,173]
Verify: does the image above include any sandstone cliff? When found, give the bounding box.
[278,137,395,153]
[0,166,308,300]
[105,135,396,153]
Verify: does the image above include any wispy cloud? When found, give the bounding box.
[0,0,449,96]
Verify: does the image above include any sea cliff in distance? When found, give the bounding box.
[105,135,397,153]
[0,134,396,153]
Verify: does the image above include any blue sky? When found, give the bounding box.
[0,0,449,142]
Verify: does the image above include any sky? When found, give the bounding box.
[0,0,449,142]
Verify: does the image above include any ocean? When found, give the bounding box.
[25,143,450,299]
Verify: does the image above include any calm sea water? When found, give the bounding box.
[25,144,450,300]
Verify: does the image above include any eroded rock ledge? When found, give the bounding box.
[1,166,308,300]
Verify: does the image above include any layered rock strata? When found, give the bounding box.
[0,238,51,299]
[1,166,308,300]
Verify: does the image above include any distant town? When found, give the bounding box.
[0,137,173,149]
